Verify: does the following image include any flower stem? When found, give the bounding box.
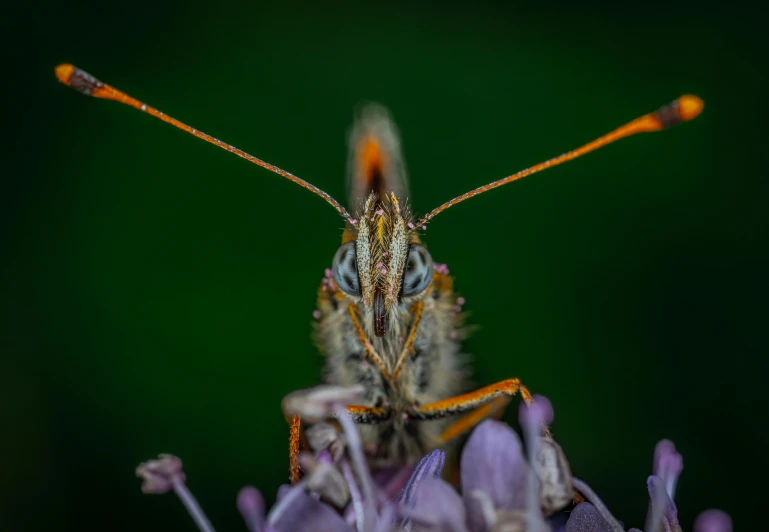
[172,478,216,532]
[341,460,365,532]
[335,405,377,531]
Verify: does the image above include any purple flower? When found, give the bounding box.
[136,455,214,532]
[565,503,616,532]
[396,449,445,508]
[135,386,732,532]
[236,487,265,532]
[694,510,732,532]
[567,440,730,532]
[459,396,573,531]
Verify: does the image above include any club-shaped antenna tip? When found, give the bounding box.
[678,94,704,121]
[55,63,74,84]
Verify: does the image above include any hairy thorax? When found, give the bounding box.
[313,266,467,468]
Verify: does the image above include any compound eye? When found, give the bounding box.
[402,244,433,297]
[332,242,361,296]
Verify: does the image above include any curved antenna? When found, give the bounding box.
[417,95,704,227]
[54,64,353,223]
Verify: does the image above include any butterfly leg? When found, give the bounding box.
[439,395,511,443]
[408,378,551,441]
[289,415,302,485]
[286,405,390,485]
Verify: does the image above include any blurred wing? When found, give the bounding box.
[346,103,409,212]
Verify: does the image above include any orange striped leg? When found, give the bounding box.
[289,415,301,485]
[344,405,391,424]
[348,305,391,379]
[409,379,532,421]
[410,378,553,439]
[286,405,392,484]
[409,378,551,435]
[392,301,424,381]
[440,396,511,443]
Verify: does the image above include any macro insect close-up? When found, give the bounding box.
[4,3,768,532]
[53,61,703,483]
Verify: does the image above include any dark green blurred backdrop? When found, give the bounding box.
[3,2,767,531]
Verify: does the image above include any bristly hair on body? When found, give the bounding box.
[316,105,470,467]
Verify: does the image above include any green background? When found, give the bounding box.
[3,2,767,530]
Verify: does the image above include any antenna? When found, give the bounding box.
[55,64,353,223]
[417,95,704,226]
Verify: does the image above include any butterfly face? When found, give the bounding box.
[331,193,434,337]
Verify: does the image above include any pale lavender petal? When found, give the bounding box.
[693,509,732,532]
[396,449,446,507]
[374,503,397,532]
[565,503,614,532]
[268,484,355,532]
[341,460,364,529]
[316,449,333,464]
[653,440,683,499]
[276,485,291,501]
[646,475,679,531]
[413,477,468,532]
[282,385,365,421]
[394,450,446,531]
[461,419,529,532]
[237,487,265,532]
[518,395,554,428]
[335,405,377,531]
[519,399,545,529]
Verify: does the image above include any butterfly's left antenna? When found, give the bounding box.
[55,64,353,223]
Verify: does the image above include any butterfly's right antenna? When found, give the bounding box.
[55,64,354,223]
[417,95,704,227]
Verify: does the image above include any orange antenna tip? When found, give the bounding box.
[677,94,704,122]
[54,64,105,98]
[54,63,74,84]
[652,95,704,130]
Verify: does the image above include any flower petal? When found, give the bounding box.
[693,509,732,532]
[237,486,265,532]
[652,440,683,499]
[647,475,680,531]
[282,385,365,422]
[533,437,574,515]
[136,454,185,494]
[461,420,529,531]
[412,477,468,532]
[276,484,291,501]
[565,503,614,532]
[397,449,446,507]
[268,484,356,532]
[519,395,554,428]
